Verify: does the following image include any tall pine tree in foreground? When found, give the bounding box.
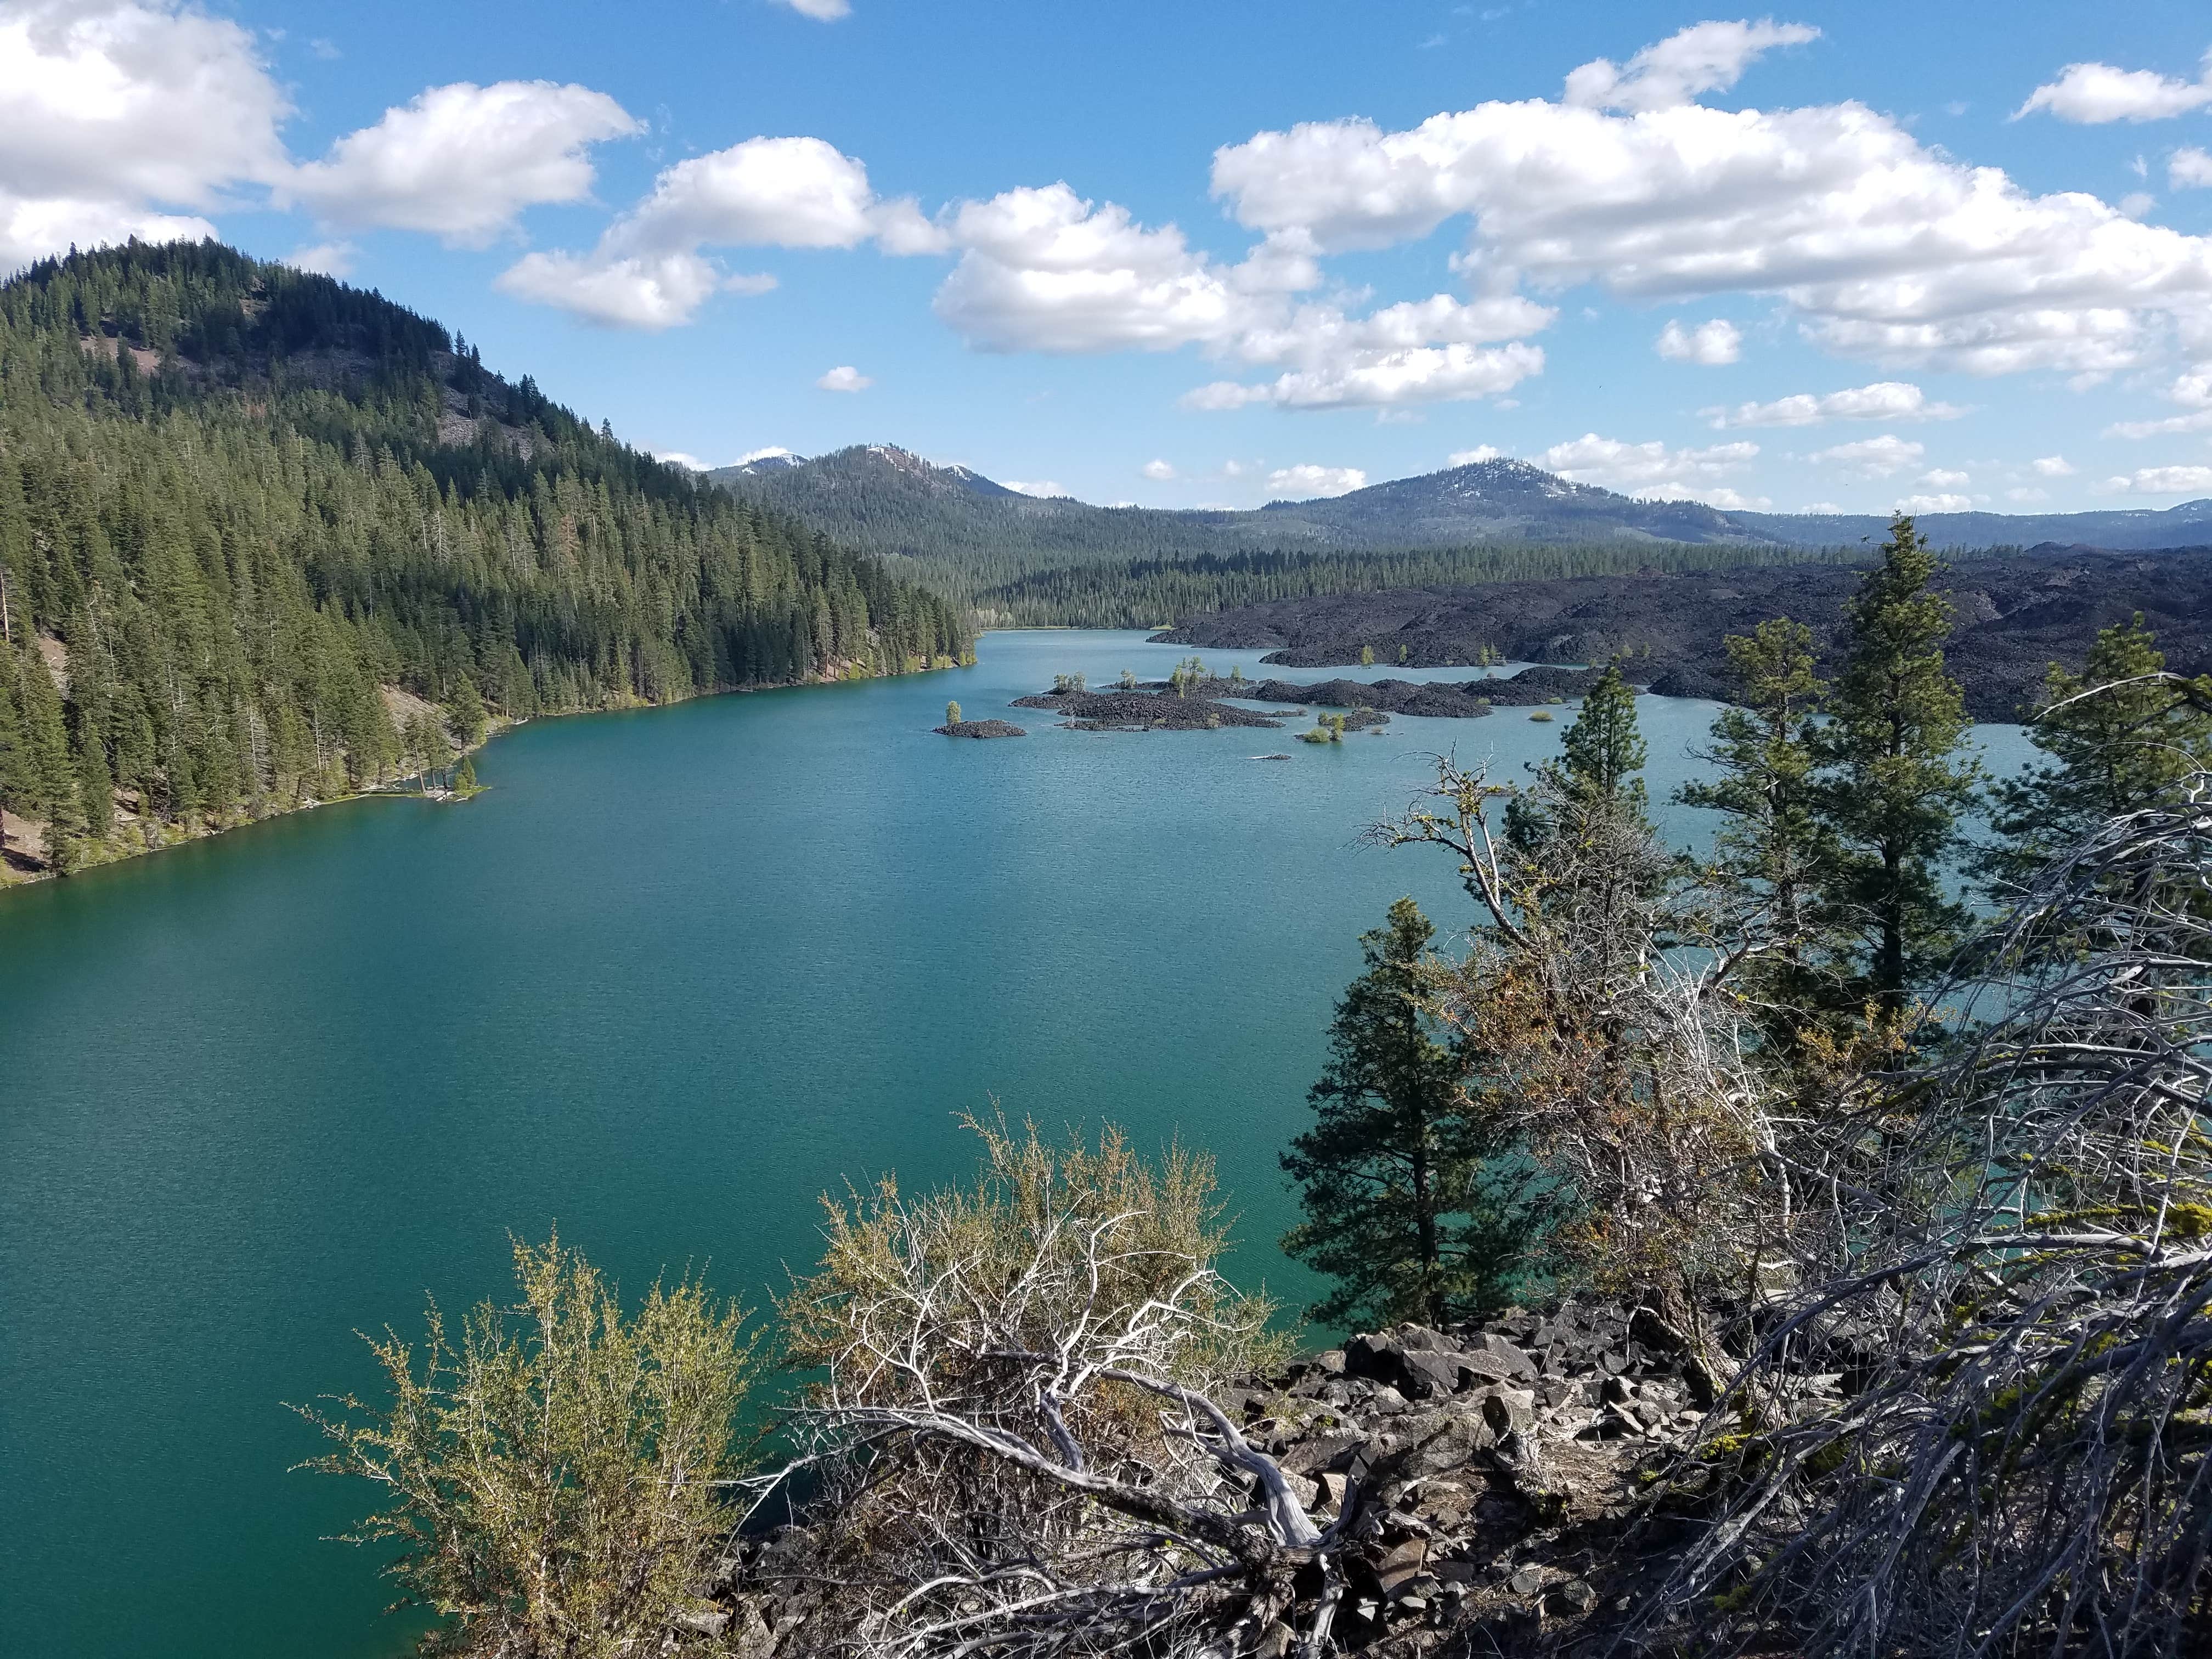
[1812,517,1978,1015]
[1679,618,1838,1022]
[1558,658,1648,810]
[1282,898,1538,1327]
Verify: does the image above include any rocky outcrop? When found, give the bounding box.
[703,1296,1815,1658]
[1011,687,1285,730]
[1246,666,1607,716]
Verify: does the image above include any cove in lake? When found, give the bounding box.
[0,630,2031,1659]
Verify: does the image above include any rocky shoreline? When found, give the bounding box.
[696,1295,1812,1658]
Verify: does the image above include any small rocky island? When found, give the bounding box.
[935,718,1027,738]
[1244,665,1607,715]
[1012,663,1617,733]
[1011,682,1286,731]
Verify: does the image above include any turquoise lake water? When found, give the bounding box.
[0,629,2032,1657]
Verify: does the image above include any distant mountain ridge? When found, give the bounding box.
[712,447,2212,574]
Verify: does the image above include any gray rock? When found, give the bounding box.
[677,1607,732,1638]
[1481,1387,1537,1438]
[1463,1332,1539,1379]
[1554,1578,1598,1614]
[1376,1537,1429,1594]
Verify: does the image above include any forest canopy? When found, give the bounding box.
[0,241,968,874]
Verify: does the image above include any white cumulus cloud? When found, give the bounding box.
[2104,408,2212,439]
[2032,454,2076,476]
[1211,26,2212,379]
[1919,468,1971,487]
[927,185,1550,409]
[817,364,872,392]
[1562,20,1820,114]
[2175,148,2212,189]
[769,0,851,18]
[1005,479,1069,498]
[1185,341,1544,411]
[1656,317,1741,364]
[279,81,641,245]
[2104,465,2212,493]
[2017,52,2212,124]
[0,0,289,270]
[284,240,354,277]
[934,184,1251,353]
[498,252,767,330]
[1141,459,1177,481]
[1706,380,1965,428]
[500,134,936,327]
[1532,433,1764,505]
[1448,445,1504,465]
[1267,464,1367,498]
[1896,492,1974,513]
[619,136,905,252]
[1812,435,1925,476]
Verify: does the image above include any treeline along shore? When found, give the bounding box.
[0,241,969,886]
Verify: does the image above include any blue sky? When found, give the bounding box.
[9,0,2212,514]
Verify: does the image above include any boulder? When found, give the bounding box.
[1461,1332,1539,1379]
[1480,1387,1538,1438]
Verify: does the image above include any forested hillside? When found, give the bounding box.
[718,446,2212,630]
[0,241,968,881]
[709,444,1245,599]
[714,447,1834,627]
[973,539,1856,628]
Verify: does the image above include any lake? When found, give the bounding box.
[0,629,2030,1658]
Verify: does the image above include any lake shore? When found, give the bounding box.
[0,658,960,895]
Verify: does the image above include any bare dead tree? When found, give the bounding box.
[768,1122,1350,1659]
[1660,784,2212,1658]
[1368,757,1780,1344]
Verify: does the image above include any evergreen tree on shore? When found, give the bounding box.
[1982,614,2212,896]
[1811,517,1979,1014]
[1282,898,1537,1326]
[1558,659,1647,810]
[1678,618,1837,1021]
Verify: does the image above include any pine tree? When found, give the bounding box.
[1507,658,1653,860]
[945,699,962,727]
[0,653,25,866]
[15,645,84,872]
[1679,618,1835,1010]
[443,676,487,750]
[1558,659,1648,810]
[1282,898,1538,1326]
[1982,614,2212,896]
[1812,516,1979,1013]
